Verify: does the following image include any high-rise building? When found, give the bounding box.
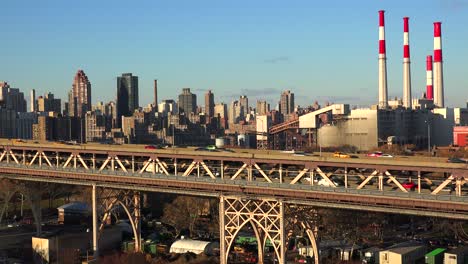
[178,88,197,114]
[37,93,61,113]
[0,82,9,104]
[279,90,295,119]
[158,99,177,116]
[214,103,228,119]
[239,95,249,119]
[205,90,215,121]
[154,79,158,108]
[30,89,36,112]
[228,100,241,124]
[116,73,139,127]
[256,100,270,115]
[68,70,91,117]
[0,108,16,138]
[4,88,27,113]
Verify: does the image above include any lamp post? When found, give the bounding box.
[425,119,431,155]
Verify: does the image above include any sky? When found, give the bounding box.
[1,0,467,108]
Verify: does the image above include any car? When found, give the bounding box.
[366,151,383,157]
[333,152,350,158]
[206,145,217,150]
[145,145,158,150]
[447,157,467,163]
[402,181,417,190]
[379,154,393,158]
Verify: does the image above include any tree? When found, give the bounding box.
[0,178,17,224]
[161,196,210,238]
[17,181,49,236]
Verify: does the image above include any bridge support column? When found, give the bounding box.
[98,189,142,252]
[92,184,98,257]
[219,196,286,264]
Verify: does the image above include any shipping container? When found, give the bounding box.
[425,248,445,264]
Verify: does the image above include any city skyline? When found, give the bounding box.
[1,0,467,107]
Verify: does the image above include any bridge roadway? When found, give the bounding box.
[0,139,467,219]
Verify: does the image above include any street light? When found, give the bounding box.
[425,119,431,155]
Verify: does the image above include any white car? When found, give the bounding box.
[379,154,393,158]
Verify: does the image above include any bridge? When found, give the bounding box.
[0,139,467,263]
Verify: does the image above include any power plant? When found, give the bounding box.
[433,22,444,108]
[259,10,467,151]
[378,10,388,109]
[402,17,412,109]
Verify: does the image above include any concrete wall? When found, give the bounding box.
[318,109,378,151]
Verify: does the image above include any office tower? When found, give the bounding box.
[178,88,197,114]
[214,103,228,119]
[4,88,27,113]
[279,90,294,116]
[239,95,249,118]
[30,89,36,112]
[38,93,61,113]
[68,70,91,117]
[205,90,215,120]
[154,79,158,107]
[229,100,241,124]
[0,82,9,104]
[116,73,139,127]
[256,100,270,115]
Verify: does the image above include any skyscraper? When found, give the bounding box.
[279,90,294,116]
[239,95,249,118]
[279,90,294,122]
[178,88,197,114]
[30,89,36,112]
[154,79,158,108]
[205,90,215,121]
[116,73,139,127]
[256,100,270,115]
[68,70,91,117]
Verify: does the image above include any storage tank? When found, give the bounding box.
[215,138,225,149]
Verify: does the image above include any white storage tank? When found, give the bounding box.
[215,138,225,149]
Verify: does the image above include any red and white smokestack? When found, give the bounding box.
[378,10,388,108]
[426,55,433,100]
[433,22,444,107]
[402,17,412,109]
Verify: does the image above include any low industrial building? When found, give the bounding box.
[57,202,90,225]
[444,246,468,264]
[379,241,426,264]
[425,248,445,264]
[169,239,219,256]
[453,126,468,147]
[32,226,122,263]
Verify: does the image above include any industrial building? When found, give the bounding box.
[255,10,467,151]
[379,241,426,264]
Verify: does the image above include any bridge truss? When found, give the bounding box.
[0,143,467,263]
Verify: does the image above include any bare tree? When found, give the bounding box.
[161,196,210,238]
[17,181,49,236]
[0,178,17,224]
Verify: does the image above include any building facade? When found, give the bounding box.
[116,73,139,127]
[178,88,197,114]
[68,70,91,118]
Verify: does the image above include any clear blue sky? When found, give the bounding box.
[1,0,467,108]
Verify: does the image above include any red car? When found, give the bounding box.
[367,151,383,157]
[402,182,417,190]
[144,145,157,150]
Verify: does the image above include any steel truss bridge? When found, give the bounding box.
[0,141,467,263]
